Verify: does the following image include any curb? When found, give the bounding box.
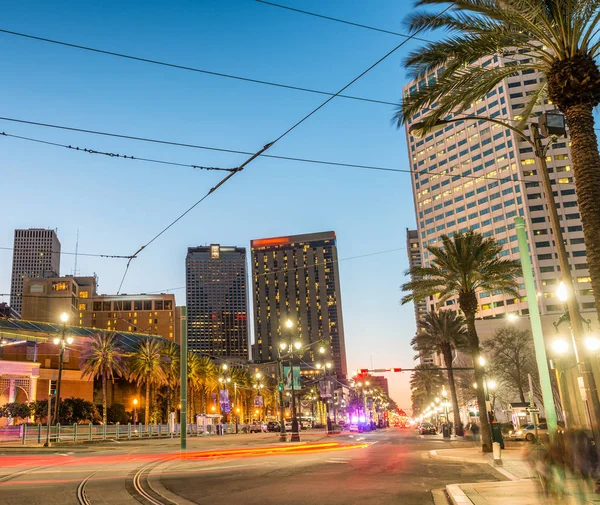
[446,484,472,505]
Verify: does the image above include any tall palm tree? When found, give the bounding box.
[412,310,469,436]
[402,230,520,452]
[129,338,167,424]
[395,0,600,324]
[410,364,445,414]
[79,333,127,426]
[161,342,180,419]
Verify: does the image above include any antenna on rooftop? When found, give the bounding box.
[73,229,79,276]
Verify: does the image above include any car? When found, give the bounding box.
[248,422,267,433]
[266,421,281,432]
[508,423,548,441]
[419,423,437,435]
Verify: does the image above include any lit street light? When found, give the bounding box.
[133,398,138,424]
[53,312,72,424]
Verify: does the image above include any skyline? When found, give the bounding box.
[0,1,422,410]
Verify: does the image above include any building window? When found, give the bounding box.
[80,291,89,299]
[52,281,69,291]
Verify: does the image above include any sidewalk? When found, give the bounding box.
[430,445,600,505]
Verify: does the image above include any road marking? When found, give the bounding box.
[326,460,349,464]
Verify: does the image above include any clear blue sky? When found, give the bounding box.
[0,0,426,409]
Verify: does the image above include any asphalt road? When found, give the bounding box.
[0,429,505,505]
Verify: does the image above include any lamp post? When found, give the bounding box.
[277,342,287,442]
[218,364,232,423]
[316,360,333,432]
[53,312,73,424]
[133,398,138,424]
[253,372,264,422]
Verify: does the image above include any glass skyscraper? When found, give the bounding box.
[185,245,249,360]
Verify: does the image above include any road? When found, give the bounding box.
[0,428,505,505]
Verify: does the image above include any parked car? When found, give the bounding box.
[266,421,280,432]
[419,423,437,435]
[507,423,548,442]
[248,422,267,433]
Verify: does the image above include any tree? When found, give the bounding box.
[402,230,520,452]
[412,310,469,436]
[0,402,32,423]
[79,333,127,425]
[59,397,100,424]
[483,326,538,403]
[395,0,600,331]
[410,364,445,414]
[129,338,167,425]
[161,342,180,419]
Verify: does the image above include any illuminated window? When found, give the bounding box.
[521,159,535,165]
[577,277,592,283]
[80,291,89,299]
[52,281,69,291]
[79,303,87,310]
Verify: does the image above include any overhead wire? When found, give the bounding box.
[0,116,530,183]
[0,28,398,107]
[0,245,131,259]
[255,0,430,42]
[88,4,455,294]
[0,132,235,172]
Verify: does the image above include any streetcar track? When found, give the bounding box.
[76,471,96,505]
[0,465,53,483]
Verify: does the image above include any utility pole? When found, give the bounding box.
[515,217,558,437]
[180,307,188,451]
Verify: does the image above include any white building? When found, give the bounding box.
[403,53,593,323]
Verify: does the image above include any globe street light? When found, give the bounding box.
[53,312,71,424]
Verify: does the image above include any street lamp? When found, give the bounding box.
[53,312,72,424]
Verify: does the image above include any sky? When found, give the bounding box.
[0,0,429,410]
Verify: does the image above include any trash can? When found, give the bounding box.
[491,423,504,449]
[442,423,451,439]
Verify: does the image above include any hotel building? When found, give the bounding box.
[251,231,347,379]
[403,53,592,321]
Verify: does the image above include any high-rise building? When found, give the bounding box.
[251,231,347,379]
[372,375,390,397]
[403,54,592,321]
[186,245,249,360]
[11,228,61,317]
[406,229,435,365]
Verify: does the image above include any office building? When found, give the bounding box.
[186,245,249,359]
[251,231,348,379]
[403,54,592,321]
[10,228,61,317]
[372,375,390,397]
[20,275,178,342]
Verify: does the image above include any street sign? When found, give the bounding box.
[526,407,540,413]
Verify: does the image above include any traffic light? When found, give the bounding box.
[49,380,57,396]
[389,368,402,372]
[278,382,284,392]
[358,369,369,374]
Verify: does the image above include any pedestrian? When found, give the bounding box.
[471,423,480,440]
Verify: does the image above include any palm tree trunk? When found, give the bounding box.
[562,104,600,449]
[102,372,107,426]
[443,349,463,437]
[145,380,150,426]
[460,298,492,453]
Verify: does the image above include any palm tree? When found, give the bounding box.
[410,364,445,414]
[402,230,520,452]
[129,338,167,424]
[79,333,127,426]
[161,342,180,419]
[395,0,600,325]
[412,310,469,436]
